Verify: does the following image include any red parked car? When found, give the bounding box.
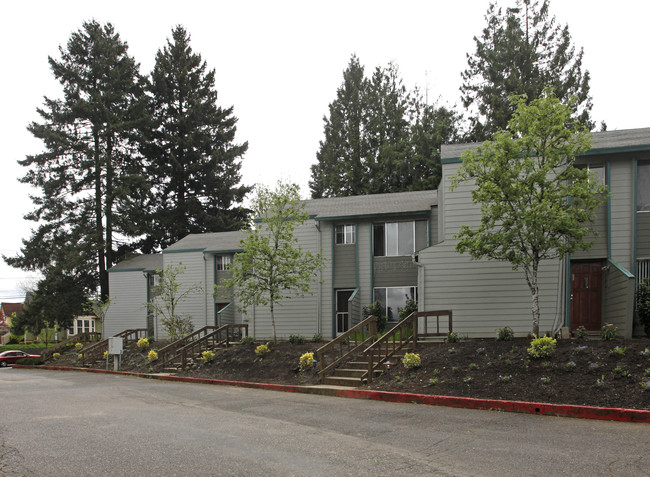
[0,350,40,367]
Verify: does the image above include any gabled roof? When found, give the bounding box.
[1,303,23,316]
[306,189,437,221]
[441,127,650,162]
[163,230,246,254]
[108,254,163,273]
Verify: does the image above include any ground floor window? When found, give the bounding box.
[68,318,96,336]
[373,286,417,321]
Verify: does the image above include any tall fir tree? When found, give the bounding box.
[5,21,146,300]
[310,56,458,198]
[461,0,592,141]
[138,26,251,252]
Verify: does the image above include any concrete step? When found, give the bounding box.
[322,375,364,387]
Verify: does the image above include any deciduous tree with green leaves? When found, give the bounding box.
[220,182,326,342]
[144,263,202,340]
[451,91,607,336]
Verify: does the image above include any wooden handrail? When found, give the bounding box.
[315,315,377,383]
[363,310,452,383]
[81,329,148,365]
[41,332,102,360]
[158,326,221,367]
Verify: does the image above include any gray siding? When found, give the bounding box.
[572,204,608,260]
[162,252,208,338]
[637,213,650,258]
[603,263,635,339]
[333,243,356,288]
[609,160,634,270]
[373,257,418,287]
[105,271,148,337]
[418,162,564,337]
[243,220,323,340]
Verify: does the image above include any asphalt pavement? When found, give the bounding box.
[1,367,648,476]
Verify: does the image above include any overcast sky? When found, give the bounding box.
[1,0,648,301]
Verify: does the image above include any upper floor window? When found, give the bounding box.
[638,160,650,212]
[578,164,606,185]
[335,224,355,245]
[148,273,161,287]
[216,255,232,271]
[373,220,426,256]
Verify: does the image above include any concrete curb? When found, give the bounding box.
[15,364,650,423]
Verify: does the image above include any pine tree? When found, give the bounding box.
[5,21,146,300]
[139,26,251,251]
[461,0,592,141]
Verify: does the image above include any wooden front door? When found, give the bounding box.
[570,261,603,331]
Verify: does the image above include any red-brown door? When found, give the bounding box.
[570,261,603,331]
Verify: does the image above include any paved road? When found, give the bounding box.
[0,368,648,476]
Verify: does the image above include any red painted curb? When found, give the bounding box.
[14,365,650,423]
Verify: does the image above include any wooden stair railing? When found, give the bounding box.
[158,326,221,368]
[315,316,377,384]
[160,324,249,369]
[41,332,102,361]
[81,329,148,365]
[363,310,452,383]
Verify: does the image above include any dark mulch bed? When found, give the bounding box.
[49,337,650,410]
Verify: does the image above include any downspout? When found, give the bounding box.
[413,254,425,311]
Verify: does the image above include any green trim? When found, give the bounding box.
[441,157,462,164]
[633,159,638,283]
[253,214,317,224]
[108,267,158,273]
[581,144,650,156]
[315,210,431,221]
[331,224,336,338]
[442,143,650,165]
[204,249,243,254]
[608,259,635,278]
[355,224,359,289]
[607,161,612,258]
[162,248,205,254]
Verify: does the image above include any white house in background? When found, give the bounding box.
[104,127,650,340]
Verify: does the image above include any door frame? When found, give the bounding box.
[569,260,604,331]
[335,289,355,335]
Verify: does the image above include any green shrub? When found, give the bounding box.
[147,350,158,362]
[7,335,20,345]
[362,301,387,333]
[311,333,323,343]
[573,326,589,340]
[202,350,215,363]
[74,342,84,351]
[496,326,514,341]
[600,323,618,341]
[527,336,557,358]
[52,353,61,360]
[299,352,314,371]
[445,331,460,343]
[289,334,306,344]
[255,343,270,356]
[402,352,421,369]
[16,357,44,366]
[398,299,418,320]
[137,338,150,350]
[240,336,256,345]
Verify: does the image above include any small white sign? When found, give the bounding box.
[108,337,123,355]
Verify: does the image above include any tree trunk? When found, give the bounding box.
[94,129,108,300]
[270,302,277,344]
[525,264,541,337]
